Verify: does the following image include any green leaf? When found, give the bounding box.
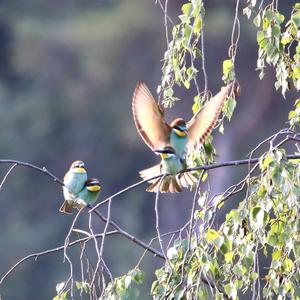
[272,249,282,260]
[53,292,68,300]
[234,279,243,289]
[206,228,224,248]
[223,96,236,120]
[253,13,261,27]
[257,30,265,43]
[223,59,234,77]
[206,228,219,241]
[264,9,274,21]
[198,287,209,300]
[250,206,265,229]
[174,289,185,300]
[75,281,90,293]
[257,184,266,198]
[233,264,247,276]
[225,251,234,263]
[271,25,281,38]
[295,287,300,299]
[183,80,190,89]
[281,33,292,45]
[184,24,192,39]
[292,13,300,27]
[242,253,254,269]
[282,258,294,273]
[182,3,193,17]
[194,16,202,34]
[164,87,173,97]
[224,282,237,299]
[130,269,144,284]
[192,95,200,114]
[261,154,273,169]
[275,12,285,24]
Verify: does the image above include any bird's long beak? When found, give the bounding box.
[154,149,165,154]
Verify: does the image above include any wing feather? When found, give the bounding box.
[187,83,232,150]
[132,81,171,150]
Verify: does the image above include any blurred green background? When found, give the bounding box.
[0,0,297,299]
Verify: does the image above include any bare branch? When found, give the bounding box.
[0,231,118,286]
[0,159,64,185]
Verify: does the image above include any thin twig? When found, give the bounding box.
[63,208,83,298]
[188,173,203,250]
[154,175,169,263]
[200,25,208,93]
[0,231,118,285]
[0,163,17,190]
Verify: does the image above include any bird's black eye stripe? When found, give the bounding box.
[87,181,99,186]
[174,126,185,131]
[75,164,85,168]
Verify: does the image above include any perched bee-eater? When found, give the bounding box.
[59,160,88,214]
[74,178,102,208]
[132,81,232,158]
[60,178,101,214]
[139,145,197,193]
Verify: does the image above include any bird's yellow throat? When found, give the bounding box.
[173,128,187,137]
[74,167,86,173]
[87,185,101,192]
[160,153,168,159]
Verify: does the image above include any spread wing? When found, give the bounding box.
[132,81,171,150]
[187,83,232,150]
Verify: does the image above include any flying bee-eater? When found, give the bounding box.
[60,178,101,214]
[59,160,88,214]
[132,81,233,158]
[139,145,197,193]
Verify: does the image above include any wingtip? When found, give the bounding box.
[135,80,146,89]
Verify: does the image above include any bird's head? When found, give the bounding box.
[154,145,177,160]
[86,178,101,192]
[70,160,87,174]
[170,118,188,137]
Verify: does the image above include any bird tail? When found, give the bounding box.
[139,164,161,182]
[139,164,198,193]
[146,175,182,193]
[59,201,73,214]
[177,171,198,188]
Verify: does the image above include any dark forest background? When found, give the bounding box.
[0,1,297,299]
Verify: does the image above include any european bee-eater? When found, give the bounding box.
[60,160,88,214]
[132,81,232,158]
[60,178,101,214]
[139,145,197,193]
[75,178,102,208]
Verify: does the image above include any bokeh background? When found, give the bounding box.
[0,1,297,299]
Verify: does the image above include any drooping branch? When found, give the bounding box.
[0,134,299,297]
[0,230,118,286]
